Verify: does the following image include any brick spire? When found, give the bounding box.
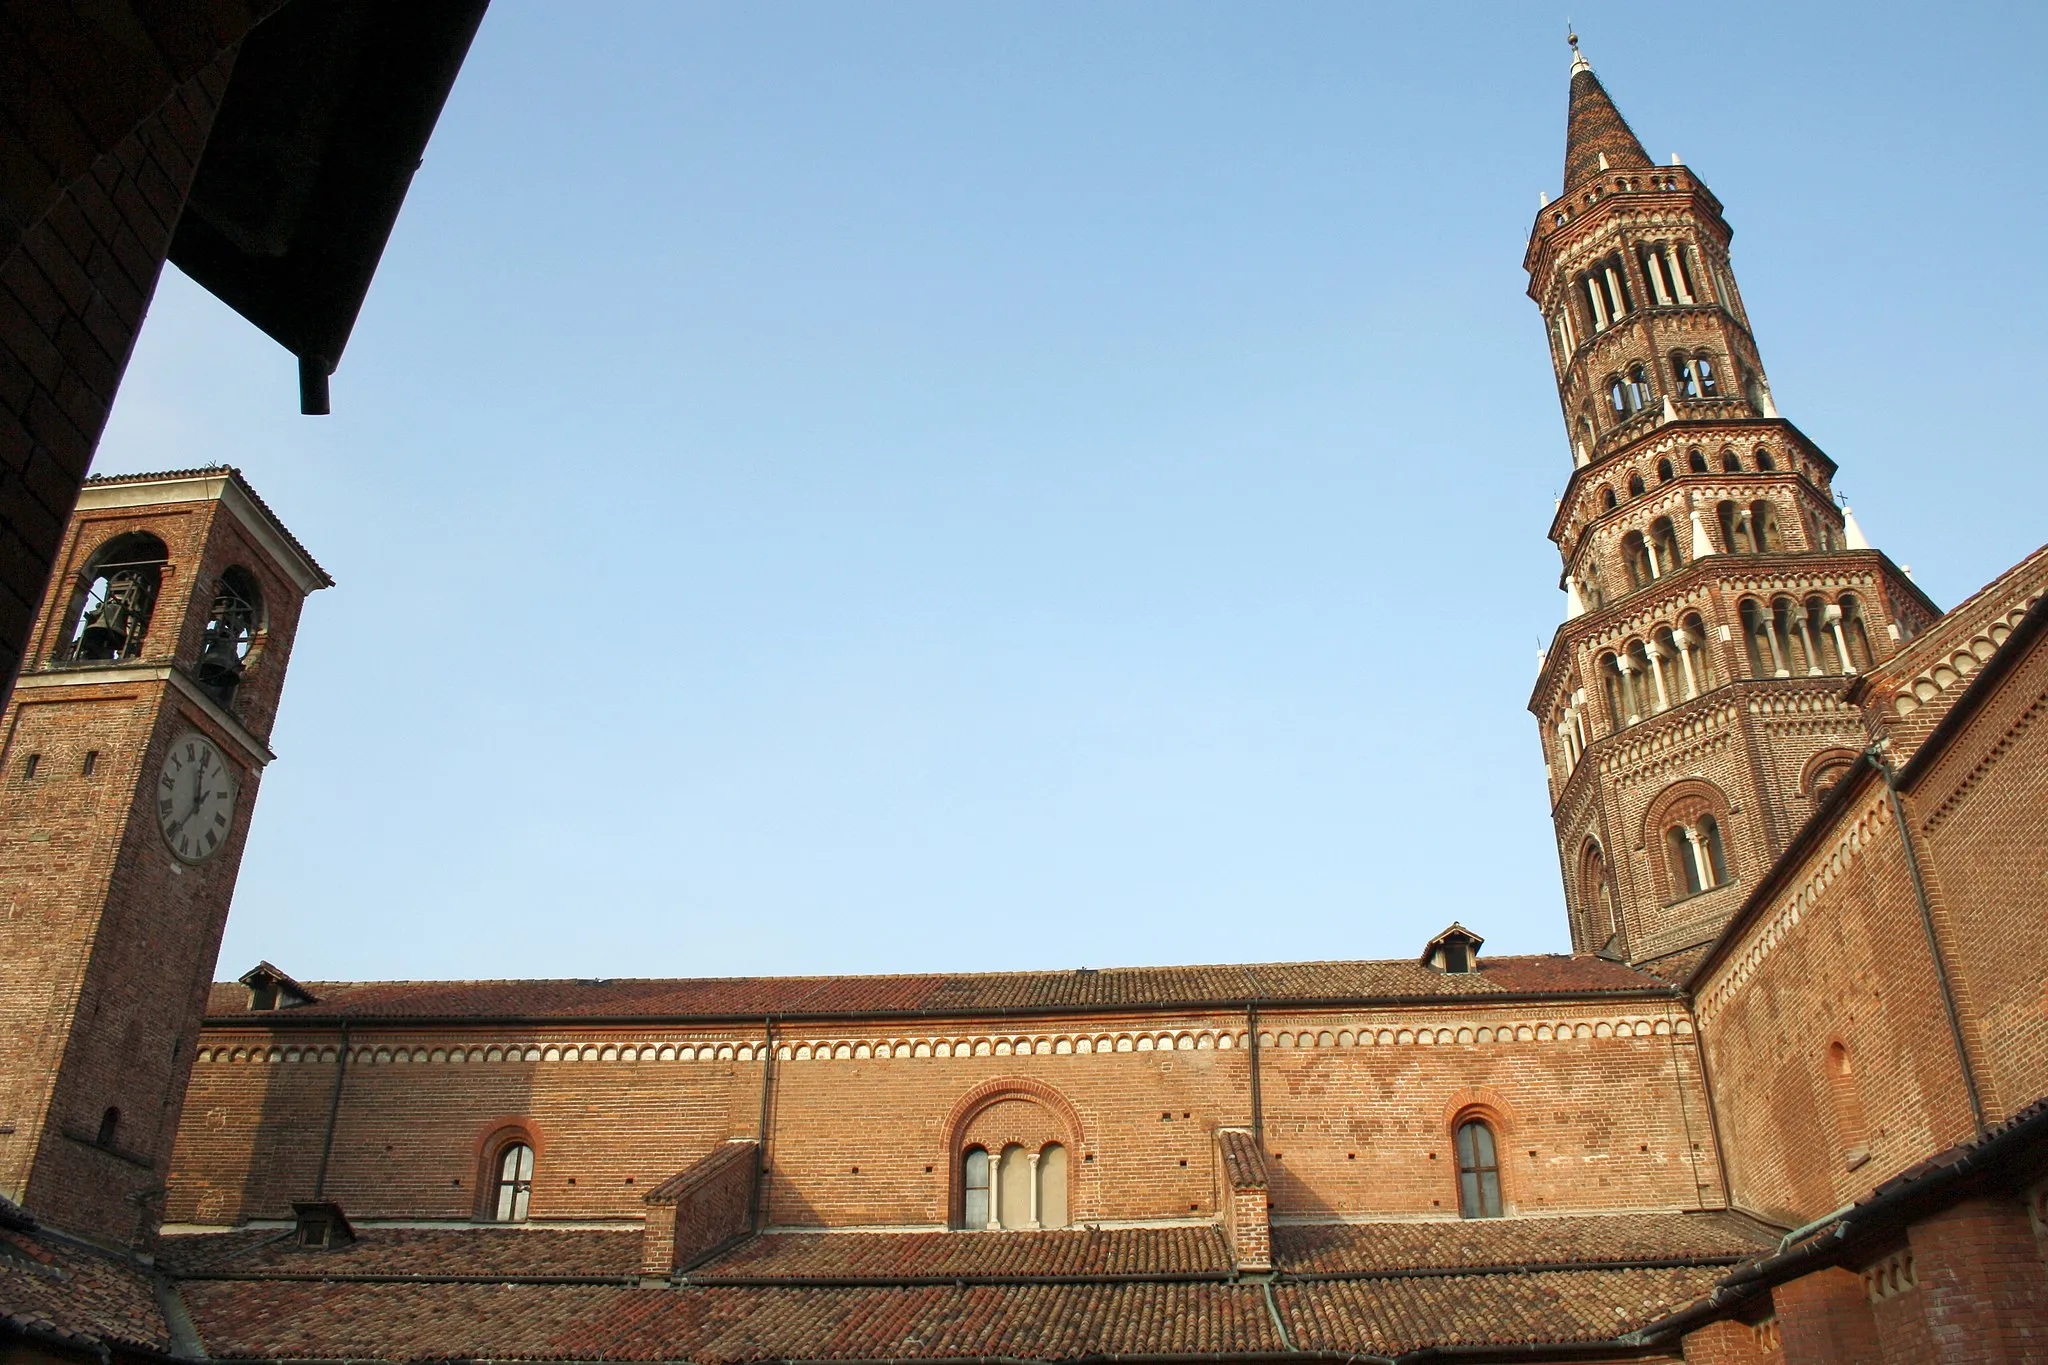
[1562,34,1653,190]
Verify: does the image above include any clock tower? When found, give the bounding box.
[1525,42,1935,972]
[0,468,328,1247]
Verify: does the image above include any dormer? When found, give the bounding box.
[239,961,317,1012]
[1421,923,1485,974]
[291,1200,355,1249]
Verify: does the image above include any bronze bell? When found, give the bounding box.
[74,598,135,660]
[195,635,245,696]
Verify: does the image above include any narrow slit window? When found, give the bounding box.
[1455,1120,1503,1219]
[962,1146,991,1229]
[494,1142,534,1222]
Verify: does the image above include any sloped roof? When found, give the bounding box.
[151,1213,1769,1361]
[203,955,1670,1027]
[691,1227,1229,1283]
[1272,1211,1774,1276]
[0,1221,172,1355]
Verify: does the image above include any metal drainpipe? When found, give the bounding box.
[1873,748,1988,1136]
[313,1023,350,1197]
[1246,1004,1264,1143]
[749,1017,778,1232]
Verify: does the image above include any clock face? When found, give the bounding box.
[157,734,239,863]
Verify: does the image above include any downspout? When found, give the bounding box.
[1874,749,1988,1136]
[313,1024,349,1197]
[749,1017,778,1232]
[1246,1004,1264,1143]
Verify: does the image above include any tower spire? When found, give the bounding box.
[1561,33,1652,190]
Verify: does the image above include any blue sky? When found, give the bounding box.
[95,2,2047,982]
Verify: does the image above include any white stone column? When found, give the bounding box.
[1645,645,1672,713]
[1645,250,1674,305]
[1764,614,1790,678]
[1684,825,1713,890]
[1666,246,1695,303]
[1672,629,1700,699]
[987,1153,1002,1230]
[1026,1151,1042,1230]
[1586,277,1609,330]
[1604,266,1628,317]
[1792,618,1824,676]
[1617,656,1642,725]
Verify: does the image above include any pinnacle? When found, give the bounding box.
[1561,36,1653,190]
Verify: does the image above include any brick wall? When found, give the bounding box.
[168,1000,1726,1231]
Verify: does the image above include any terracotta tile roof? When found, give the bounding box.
[178,1280,1284,1362]
[690,1227,1230,1282]
[159,1226,642,1280]
[204,955,1668,1025]
[1273,1212,1775,1276]
[1279,1265,1727,1354]
[0,1224,170,1354]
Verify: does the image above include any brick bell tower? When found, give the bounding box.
[0,469,328,1247]
[1525,40,1935,972]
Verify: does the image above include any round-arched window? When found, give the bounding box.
[493,1142,534,1222]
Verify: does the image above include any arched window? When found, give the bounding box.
[1667,825,1703,896]
[1699,814,1730,885]
[1609,376,1630,420]
[1838,594,1874,671]
[1628,472,1646,497]
[493,1142,534,1222]
[1622,532,1655,589]
[1679,613,1713,693]
[97,1107,121,1146]
[1037,1143,1069,1229]
[1648,517,1683,575]
[1626,640,1660,715]
[1455,1119,1503,1219]
[1672,352,1698,398]
[1774,598,1811,675]
[962,1146,991,1228]
[1719,501,1755,554]
[1754,447,1776,471]
[1599,653,1629,732]
[1579,841,1611,946]
[1740,598,1780,677]
[197,568,264,706]
[1657,458,1675,483]
[1582,256,1632,330]
[1750,501,1780,552]
[1804,596,1841,673]
[1688,448,1709,473]
[1626,363,1652,412]
[1694,353,1719,396]
[1601,486,1618,511]
[64,532,167,664]
[1722,450,1742,473]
